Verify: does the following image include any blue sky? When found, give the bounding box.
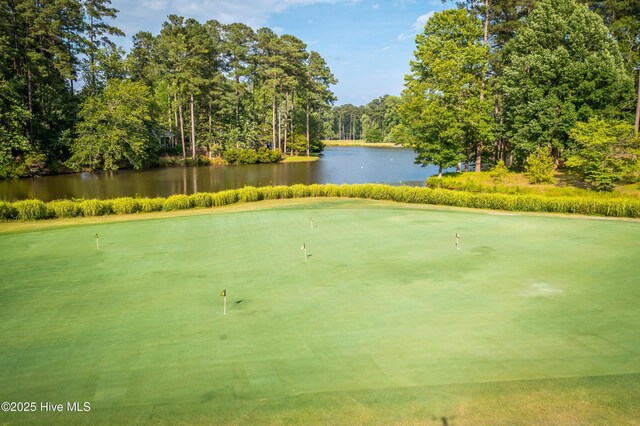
[110,0,451,106]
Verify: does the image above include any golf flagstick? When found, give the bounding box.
[310,217,314,231]
[95,233,99,250]
[301,243,307,261]
[221,289,227,315]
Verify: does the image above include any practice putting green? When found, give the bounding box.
[1,198,639,424]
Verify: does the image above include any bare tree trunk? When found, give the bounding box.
[438,165,443,178]
[167,93,171,131]
[475,142,483,172]
[208,102,213,158]
[306,96,310,157]
[235,76,240,125]
[290,90,295,147]
[89,15,95,94]
[272,88,276,150]
[277,95,282,152]
[190,93,196,159]
[635,67,640,134]
[351,115,355,140]
[284,92,289,154]
[174,92,179,132]
[27,66,33,142]
[473,0,490,172]
[353,116,356,139]
[178,92,186,159]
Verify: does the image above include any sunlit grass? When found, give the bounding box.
[281,154,320,163]
[1,198,639,424]
[429,170,640,198]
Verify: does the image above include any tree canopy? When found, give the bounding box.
[501,0,632,162]
[0,2,337,177]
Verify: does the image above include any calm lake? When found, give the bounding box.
[0,146,442,201]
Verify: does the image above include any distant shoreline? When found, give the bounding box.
[323,140,401,148]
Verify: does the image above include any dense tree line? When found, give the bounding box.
[324,95,401,142]
[0,1,336,178]
[380,0,639,187]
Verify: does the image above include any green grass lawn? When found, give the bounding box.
[281,154,320,163]
[1,199,639,424]
[430,170,640,198]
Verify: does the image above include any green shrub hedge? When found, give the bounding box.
[111,197,140,214]
[0,200,17,220]
[13,199,48,220]
[163,195,192,211]
[1,184,639,222]
[138,197,165,212]
[79,199,112,216]
[47,200,81,218]
[224,148,281,165]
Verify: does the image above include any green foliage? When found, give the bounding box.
[0,80,30,179]
[501,0,632,164]
[12,200,49,221]
[257,186,290,199]
[289,184,311,198]
[256,147,282,163]
[138,198,165,213]
[163,195,192,211]
[0,201,17,221]
[525,148,556,184]
[400,9,494,172]
[237,149,258,165]
[47,200,81,218]
[222,148,240,164]
[566,118,640,191]
[79,200,112,216]
[490,161,510,183]
[287,134,307,155]
[363,126,383,143]
[189,193,214,208]
[224,148,280,165]
[111,198,141,214]
[237,186,260,202]
[67,80,159,172]
[6,182,640,222]
[212,190,239,206]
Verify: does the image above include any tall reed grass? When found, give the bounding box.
[1,184,638,221]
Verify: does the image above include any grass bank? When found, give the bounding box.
[428,170,640,198]
[281,154,320,163]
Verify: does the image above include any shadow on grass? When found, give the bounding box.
[227,299,244,312]
[553,171,589,189]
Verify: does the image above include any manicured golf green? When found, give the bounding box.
[1,198,639,424]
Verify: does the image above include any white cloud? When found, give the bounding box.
[412,12,434,32]
[124,0,357,27]
[397,11,434,40]
[141,0,170,11]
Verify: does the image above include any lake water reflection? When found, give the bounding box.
[0,146,442,201]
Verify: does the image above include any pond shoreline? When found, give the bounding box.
[0,146,430,201]
[323,139,401,147]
